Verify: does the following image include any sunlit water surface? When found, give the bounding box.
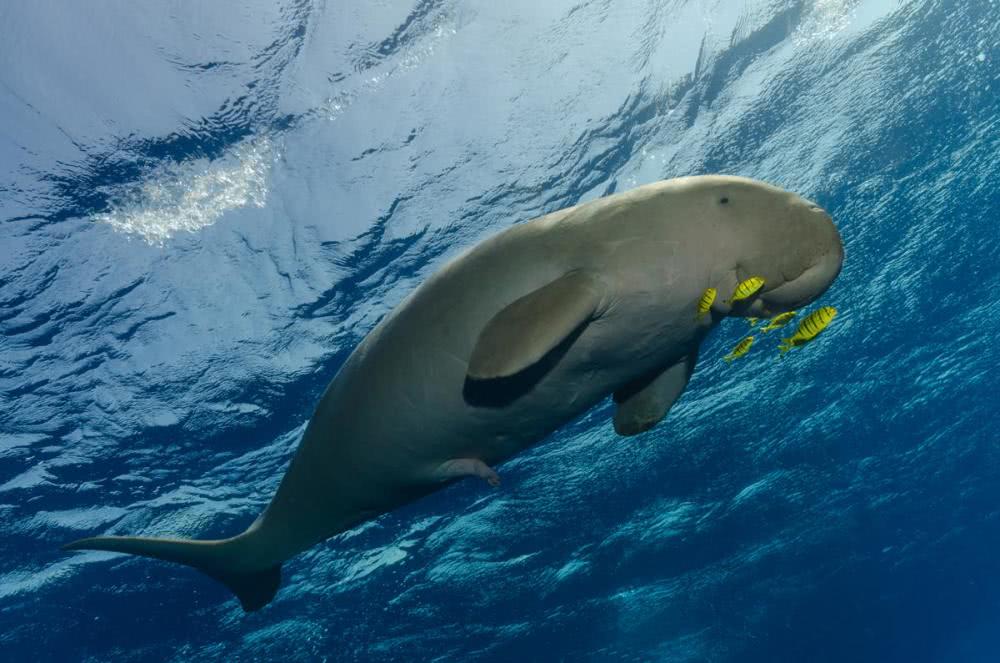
[2,1,999,661]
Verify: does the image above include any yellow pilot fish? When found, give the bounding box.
[695,287,717,320]
[760,311,797,333]
[747,317,761,327]
[723,336,755,363]
[727,276,765,303]
[778,306,837,354]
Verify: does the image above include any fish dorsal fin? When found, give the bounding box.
[467,270,603,381]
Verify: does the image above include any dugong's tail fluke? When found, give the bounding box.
[62,534,282,612]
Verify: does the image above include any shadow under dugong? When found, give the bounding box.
[63,175,845,611]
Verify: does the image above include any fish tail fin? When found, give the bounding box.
[778,341,791,355]
[62,533,281,612]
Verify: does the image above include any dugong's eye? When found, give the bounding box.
[719,197,730,205]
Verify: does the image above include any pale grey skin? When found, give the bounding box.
[64,175,844,611]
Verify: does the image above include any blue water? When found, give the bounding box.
[2,1,999,660]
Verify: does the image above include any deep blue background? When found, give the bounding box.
[2,1,999,661]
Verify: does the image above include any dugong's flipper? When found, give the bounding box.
[467,271,603,380]
[612,350,698,436]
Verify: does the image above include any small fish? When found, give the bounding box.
[747,317,761,327]
[727,276,765,303]
[723,336,755,363]
[778,306,837,354]
[695,287,717,320]
[760,311,797,333]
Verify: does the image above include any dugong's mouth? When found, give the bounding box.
[758,252,843,314]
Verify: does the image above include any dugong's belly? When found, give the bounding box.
[334,329,624,484]
[337,305,674,508]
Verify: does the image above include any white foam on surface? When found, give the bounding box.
[320,10,458,121]
[94,135,275,244]
[794,0,861,45]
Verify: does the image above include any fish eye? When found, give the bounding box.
[719,197,729,204]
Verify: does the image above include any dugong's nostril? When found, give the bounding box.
[796,196,824,213]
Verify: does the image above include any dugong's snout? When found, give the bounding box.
[758,201,844,313]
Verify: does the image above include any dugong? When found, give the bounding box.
[64,175,844,611]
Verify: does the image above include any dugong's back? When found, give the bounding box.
[308,209,589,469]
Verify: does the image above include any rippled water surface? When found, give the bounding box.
[2,1,999,661]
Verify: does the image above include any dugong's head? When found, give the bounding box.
[680,175,844,316]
